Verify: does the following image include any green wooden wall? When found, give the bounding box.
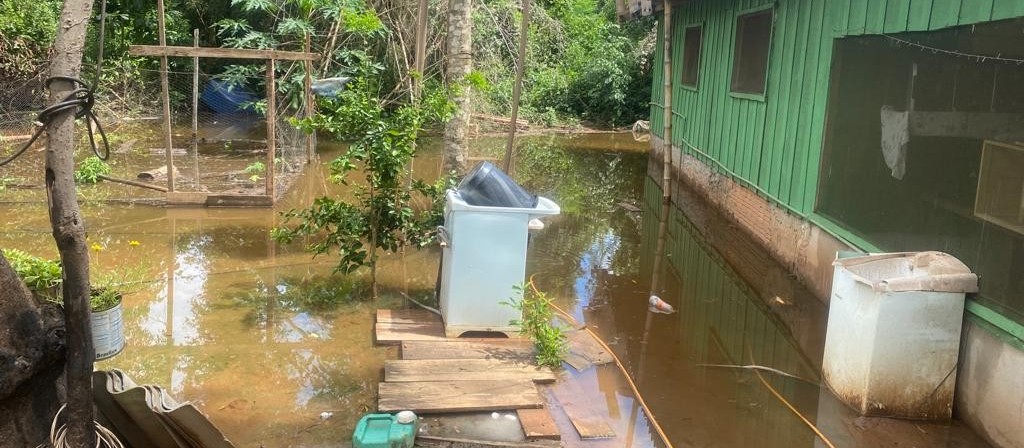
[649,0,1024,216]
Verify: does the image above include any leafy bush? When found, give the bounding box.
[2,248,62,297]
[273,73,456,284]
[75,156,112,184]
[0,0,60,80]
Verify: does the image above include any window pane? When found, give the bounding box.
[682,26,702,87]
[817,21,1024,323]
[730,10,772,95]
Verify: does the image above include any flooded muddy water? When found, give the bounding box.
[0,132,991,447]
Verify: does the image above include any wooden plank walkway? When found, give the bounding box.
[378,380,543,413]
[373,308,615,443]
[385,359,557,383]
[401,340,535,360]
[375,309,446,345]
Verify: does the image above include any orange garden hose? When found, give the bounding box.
[527,276,674,448]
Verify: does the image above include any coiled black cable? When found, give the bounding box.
[0,0,109,167]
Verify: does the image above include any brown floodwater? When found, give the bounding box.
[0,130,991,447]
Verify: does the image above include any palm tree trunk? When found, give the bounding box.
[443,0,473,174]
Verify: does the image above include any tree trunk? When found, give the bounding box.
[0,254,66,445]
[443,0,473,174]
[46,0,97,445]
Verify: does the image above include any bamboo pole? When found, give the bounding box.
[303,35,314,163]
[647,0,673,300]
[157,0,174,192]
[266,59,277,200]
[501,0,531,173]
[192,29,199,189]
[44,0,97,444]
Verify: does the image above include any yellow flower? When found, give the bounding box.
[128,240,140,247]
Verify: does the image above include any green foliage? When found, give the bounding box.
[505,284,566,368]
[0,0,60,79]
[273,68,456,277]
[75,156,113,184]
[472,0,655,126]
[89,288,122,312]
[2,248,62,297]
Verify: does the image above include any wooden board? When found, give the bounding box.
[206,195,273,207]
[401,340,535,360]
[378,380,542,413]
[552,382,615,439]
[377,309,440,325]
[385,359,556,384]
[565,330,614,371]
[517,408,560,440]
[375,322,446,345]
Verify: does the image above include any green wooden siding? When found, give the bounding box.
[649,0,1024,216]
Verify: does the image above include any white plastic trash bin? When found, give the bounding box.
[822,251,978,420]
[437,190,559,338]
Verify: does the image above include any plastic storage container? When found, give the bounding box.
[352,411,418,448]
[822,251,977,420]
[438,164,559,338]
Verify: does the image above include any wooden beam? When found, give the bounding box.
[384,359,557,383]
[157,0,174,193]
[129,45,318,61]
[265,59,276,201]
[400,340,535,360]
[191,29,200,190]
[303,35,314,163]
[378,380,543,413]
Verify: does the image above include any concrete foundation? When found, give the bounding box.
[651,137,1024,448]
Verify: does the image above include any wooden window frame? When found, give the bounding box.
[681,24,703,91]
[729,5,774,101]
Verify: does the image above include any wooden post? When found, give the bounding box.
[45,0,96,445]
[501,0,531,173]
[303,35,314,163]
[648,0,672,300]
[265,59,277,199]
[413,0,429,96]
[157,0,175,192]
[192,29,200,189]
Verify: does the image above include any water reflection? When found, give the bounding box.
[533,174,989,447]
[0,131,991,447]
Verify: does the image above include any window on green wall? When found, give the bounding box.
[730,9,773,96]
[681,25,702,88]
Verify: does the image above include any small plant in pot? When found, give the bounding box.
[88,252,147,360]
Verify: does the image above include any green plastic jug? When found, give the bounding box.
[352,411,418,448]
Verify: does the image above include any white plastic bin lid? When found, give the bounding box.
[446,190,560,217]
[833,251,978,293]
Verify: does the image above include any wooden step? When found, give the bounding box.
[384,359,557,383]
[378,380,543,413]
[401,340,535,361]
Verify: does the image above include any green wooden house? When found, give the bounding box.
[632,1,1024,446]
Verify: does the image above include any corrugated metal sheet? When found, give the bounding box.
[649,0,1024,215]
